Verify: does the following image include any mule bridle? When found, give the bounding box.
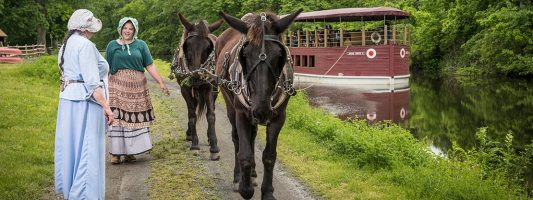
[225,13,296,110]
[169,14,297,109]
[169,30,216,86]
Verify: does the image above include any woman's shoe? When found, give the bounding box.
[111,155,121,164]
[124,155,137,162]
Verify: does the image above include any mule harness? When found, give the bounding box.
[169,31,217,87]
[168,14,297,110]
[220,13,296,110]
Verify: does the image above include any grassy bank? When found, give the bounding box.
[257,93,532,199]
[0,57,59,199]
[154,58,531,199]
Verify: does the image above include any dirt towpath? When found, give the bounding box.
[106,79,315,200]
[46,78,317,200]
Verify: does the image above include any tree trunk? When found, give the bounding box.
[36,0,47,45]
[37,26,46,45]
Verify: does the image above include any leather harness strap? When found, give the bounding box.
[220,13,296,110]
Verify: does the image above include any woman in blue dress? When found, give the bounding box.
[54,9,114,200]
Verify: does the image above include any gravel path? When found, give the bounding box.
[161,79,316,200]
[44,78,317,200]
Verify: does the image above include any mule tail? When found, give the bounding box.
[193,88,207,121]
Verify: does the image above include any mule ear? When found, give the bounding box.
[219,11,248,34]
[208,19,223,33]
[177,13,194,32]
[273,8,303,34]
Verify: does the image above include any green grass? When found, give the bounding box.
[0,57,59,199]
[256,93,530,199]
[146,59,218,200]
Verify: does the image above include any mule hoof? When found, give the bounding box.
[210,152,220,161]
[239,184,254,199]
[262,192,276,200]
[233,182,239,192]
[191,149,200,156]
[252,177,258,187]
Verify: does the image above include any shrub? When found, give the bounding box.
[19,56,61,84]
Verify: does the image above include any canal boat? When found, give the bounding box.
[0,47,23,63]
[285,7,411,90]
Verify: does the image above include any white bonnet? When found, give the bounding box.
[117,17,139,39]
[67,9,102,32]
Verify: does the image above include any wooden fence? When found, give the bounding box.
[7,44,46,57]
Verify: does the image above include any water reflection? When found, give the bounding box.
[298,75,533,154]
[298,77,533,192]
[409,75,533,152]
[296,84,410,128]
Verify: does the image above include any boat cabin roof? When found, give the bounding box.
[290,7,410,22]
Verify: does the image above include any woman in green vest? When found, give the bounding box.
[105,17,169,164]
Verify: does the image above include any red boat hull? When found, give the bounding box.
[289,44,410,89]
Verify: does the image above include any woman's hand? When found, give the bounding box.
[146,64,170,96]
[160,83,170,96]
[104,107,114,125]
[92,87,114,125]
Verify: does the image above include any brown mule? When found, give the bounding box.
[215,9,302,200]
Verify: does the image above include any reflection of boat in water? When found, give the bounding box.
[298,84,409,126]
[286,7,411,90]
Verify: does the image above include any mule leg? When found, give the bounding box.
[261,112,286,200]
[205,87,219,160]
[250,125,258,186]
[181,88,193,141]
[236,109,255,199]
[222,89,241,190]
[181,88,199,152]
[231,126,240,192]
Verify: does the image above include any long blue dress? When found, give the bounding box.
[54,32,109,200]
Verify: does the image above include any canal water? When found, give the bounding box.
[296,75,533,154]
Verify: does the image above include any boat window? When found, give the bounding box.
[309,56,315,67]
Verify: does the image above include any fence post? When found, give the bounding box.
[305,31,309,47]
[289,31,293,47]
[362,29,366,46]
[314,30,318,47]
[340,29,344,47]
[324,29,328,47]
[384,24,388,45]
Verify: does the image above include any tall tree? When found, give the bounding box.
[36,0,46,44]
[0,0,43,45]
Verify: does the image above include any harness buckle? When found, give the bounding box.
[259,53,267,61]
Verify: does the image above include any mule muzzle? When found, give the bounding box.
[251,106,273,125]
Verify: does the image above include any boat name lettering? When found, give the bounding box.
[346,52,365,56]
